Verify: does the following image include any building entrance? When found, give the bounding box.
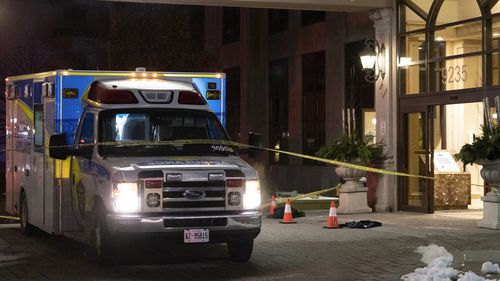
[399,101,489,213]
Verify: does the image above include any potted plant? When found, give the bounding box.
[455,123,500,229]
[316,131,383,214]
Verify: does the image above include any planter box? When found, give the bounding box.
[477,194,500,229]
[434,173,471,210]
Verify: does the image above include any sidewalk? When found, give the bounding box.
[0,208,499,280]
[262,209,500,280]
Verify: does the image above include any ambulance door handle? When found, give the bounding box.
[96,176,105,184]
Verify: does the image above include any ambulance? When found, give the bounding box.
[4,69,262,264]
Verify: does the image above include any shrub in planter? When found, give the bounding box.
[455,125,500,168]
[315,133,384,164]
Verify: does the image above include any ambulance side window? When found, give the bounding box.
[34,104,43,148]
[79,113,95,144]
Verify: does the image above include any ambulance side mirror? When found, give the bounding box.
[49,133,92,159]
[49,133,70,160]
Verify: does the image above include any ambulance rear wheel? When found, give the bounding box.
[227,239,254,262]
[19,193,34,236]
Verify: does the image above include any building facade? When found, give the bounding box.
[203,7,381,201]
[203,1,500,214]
[397,0,500,213]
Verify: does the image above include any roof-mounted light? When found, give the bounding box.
[178,91,207,105]
[87,81,139,104]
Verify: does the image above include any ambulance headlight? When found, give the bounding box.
[112,183,139,212]
[243,180,261,210]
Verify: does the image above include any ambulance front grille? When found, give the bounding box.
[162,181,226,212]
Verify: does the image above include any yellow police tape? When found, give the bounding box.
[260,184,342,208]
[9,138,485,216]
[0,138,488,222]
[0,215,20,221]
[43,138,435,180]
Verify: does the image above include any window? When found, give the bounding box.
[302,51,325,163]
[98,109,232,157]
[79,113,95,145]
[398,1,489,95]
[222,7,240,44]
[269,58,289,164]
[301,11,325,26]
[34,105,43,148]
[225,66,241,140]
[435,0,481,25]
[269,9,288,34]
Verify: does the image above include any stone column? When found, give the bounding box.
[369,8,398,212]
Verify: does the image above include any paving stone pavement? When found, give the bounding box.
[0,210,500,281]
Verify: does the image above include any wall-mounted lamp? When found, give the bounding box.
[359,38,385,83]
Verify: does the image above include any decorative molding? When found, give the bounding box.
[369,8,393,24]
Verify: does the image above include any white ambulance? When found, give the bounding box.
[4,69,262,264]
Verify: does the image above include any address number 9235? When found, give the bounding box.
[441,65,467,84]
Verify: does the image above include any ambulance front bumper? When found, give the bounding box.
[105,211,261,242]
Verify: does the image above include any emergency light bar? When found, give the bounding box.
[87,81,139,104]
[140,90,173,103]
[178,91,207,105]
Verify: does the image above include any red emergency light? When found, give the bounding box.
[178,91,207,105]
[145,180,163,189]
[87,81,139,104]
[226,179,243,187]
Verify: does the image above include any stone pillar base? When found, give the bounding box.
[477,193,500,230]
[337,181,373,214]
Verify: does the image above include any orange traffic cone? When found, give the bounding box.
[279,199,297,224]
[324,201,342,229]
[269,195,277,215]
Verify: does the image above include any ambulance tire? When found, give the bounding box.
[92,205,116,267]
[19,193,35,236]
[227,239,254,262]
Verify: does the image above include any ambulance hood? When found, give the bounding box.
[102,156,258,182]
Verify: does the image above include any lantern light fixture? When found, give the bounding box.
[359,38,385,83]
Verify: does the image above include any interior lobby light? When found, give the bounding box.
[359,38,385,83]
[399,57,412,67]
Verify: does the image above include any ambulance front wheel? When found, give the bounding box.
[92,205,116,266]
[227,239,254,262]
[19,192,35,236]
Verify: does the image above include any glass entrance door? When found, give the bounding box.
[399,107,434,213]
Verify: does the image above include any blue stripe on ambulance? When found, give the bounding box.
[193,78,226,127]
[58,75,94,145]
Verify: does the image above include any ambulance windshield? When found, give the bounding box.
[98,109,236,157]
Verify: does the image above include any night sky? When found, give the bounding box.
[0,0,214,176]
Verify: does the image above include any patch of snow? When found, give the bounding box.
[416,244,453,267]
[482,262,500,274]
[402,245,499,281]
[401,244,458,281]
[457,271,498,281]
[457,272,483,281]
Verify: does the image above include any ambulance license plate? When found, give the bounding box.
[184,229,209,243]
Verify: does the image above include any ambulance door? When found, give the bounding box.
[43,84,56,231]
[32,103,45,228]
[70,112,96,226]
[5,85,16,213]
